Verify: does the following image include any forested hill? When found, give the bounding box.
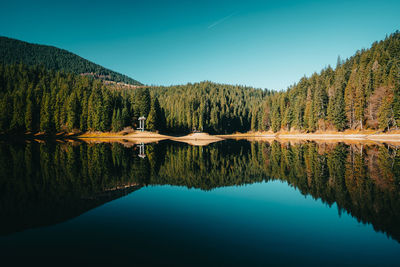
[261,31,400,132]
[151,82,269,134]
[0,36,142,85]
[0,64,267,134]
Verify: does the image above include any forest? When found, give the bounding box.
[261,31,400,132]
[151,82,268,133]
[0,64,266,134]
[0,64,164,133]
[0,32,399,134]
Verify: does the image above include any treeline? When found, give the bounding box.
[0,64,268,135]
[263,31,400,132]
[151,82,269,134]
[0,64,165,133]
[0,36,141,85]
[1,32,399,134]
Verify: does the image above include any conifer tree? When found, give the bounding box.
[0,93,12,132]
[111,108,123,132]
[378,93,394,130]
[146,106,157,132]
[344,67,357,128]
[332,88,347,131]
[25,99,34,132]
[304,87,315,131]
[40,94,52,132]
[134,88,151,117]
[66,92,78,131]
[121,106,130,127]
[80,92,88,131]
[146,97,164,132]
[10,92,25,131]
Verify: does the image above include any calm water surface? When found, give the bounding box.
[0,139,399,266]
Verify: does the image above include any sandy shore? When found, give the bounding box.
[276,133,400,142]
[218,132,400,144]
[76,131,224,146]
[171,133,224,146]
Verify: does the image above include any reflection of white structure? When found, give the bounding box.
[138,116,146,132]
[138,142,146,158]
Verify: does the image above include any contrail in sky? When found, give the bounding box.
[208,12,237,29]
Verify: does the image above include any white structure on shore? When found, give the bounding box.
[138,116,146,132]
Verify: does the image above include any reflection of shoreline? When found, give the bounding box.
[1,140,399,243]
[79,132,225,146]
[8,130,400,146]
[80,132,400,146]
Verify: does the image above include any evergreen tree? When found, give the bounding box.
[146,97,164,132]
[25,99,34,132]
[0,93,12,132]
[304,87,315,131]
[146,106,156,131]
[80,92,88,131]
[121,106,130,127]
[332,88,347,131]
[134,88,151,117]
[251,111,258,131]
[40,94,52,132]
[66,92,79,131]
[10,92,25,131]
[111,108,123,132]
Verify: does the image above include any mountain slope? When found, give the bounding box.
[151,81,268,134]
[262,31,400,132]
[0,36,142,85]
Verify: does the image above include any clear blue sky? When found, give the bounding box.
[1,0,399,90]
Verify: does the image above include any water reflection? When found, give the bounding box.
[0,140,399,243]
[137,142,146,158]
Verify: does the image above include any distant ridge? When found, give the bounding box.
[0,36,142,85]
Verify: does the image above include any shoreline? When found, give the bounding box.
[3,131,400,144]
[217,131,400,142]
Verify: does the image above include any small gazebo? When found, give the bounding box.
[138,116,146,132]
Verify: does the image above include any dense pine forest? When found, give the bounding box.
[0,64,265,134]
[151,82,268,134]
[0,32,399,135]
[0,37,141,85]
[0,64,163,133]
[262,31,400,132]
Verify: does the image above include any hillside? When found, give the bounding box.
[151,81,269,134]
[0,36,142,85]
[261,31,400,133]
[0,63,266,134]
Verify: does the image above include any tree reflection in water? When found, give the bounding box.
[0,140,399,242]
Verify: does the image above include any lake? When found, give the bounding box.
[0,139,399,266]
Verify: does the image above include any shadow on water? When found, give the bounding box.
[0,139,400,243]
